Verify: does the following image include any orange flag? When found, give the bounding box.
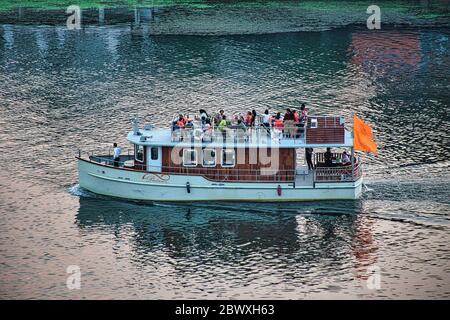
[354,115,378,154]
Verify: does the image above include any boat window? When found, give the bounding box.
[135,145,144,163]
[183,149,197,167]
[203,148,216,167]
[151,147,158,160]
[222,149,235,167]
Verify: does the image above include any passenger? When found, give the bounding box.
[293,109,300,123]
[274,112,284,129]
[184,114,192,124]
[283,108,295,138]
[251,109,257,127]
[244,111,253,126]
[202,118,212,132]
[236,119,247,131]
[324,147,333,167]
[262,109,271,133]
[306,147,314,170]
[214,110,225,124]
[342,151,351,165]
[300,103,308,123]
[176,115,185,129]
[218,115,228,132]
[199,109,208,124]
[113,143,121,167]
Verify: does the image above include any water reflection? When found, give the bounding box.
[76,197,377,279]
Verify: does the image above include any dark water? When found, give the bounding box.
[0,12,449,298]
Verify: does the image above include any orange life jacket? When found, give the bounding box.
[274,119,284,128]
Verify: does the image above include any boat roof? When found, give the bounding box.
[127,128,354,148]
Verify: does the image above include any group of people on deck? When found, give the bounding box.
[172,104,310,138]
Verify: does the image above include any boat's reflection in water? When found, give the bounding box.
[76,197,377,283]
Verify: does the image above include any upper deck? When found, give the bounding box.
[127,115,353,148]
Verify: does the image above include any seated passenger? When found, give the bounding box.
[342,151,351,165]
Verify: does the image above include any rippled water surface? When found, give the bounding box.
[0,7,449,298]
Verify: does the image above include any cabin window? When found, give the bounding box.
[222,149,235,167]
[203,148,216,167]
[183,149,198,167]
[151,147,158,160]
[135,145,144,163]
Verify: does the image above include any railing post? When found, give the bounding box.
[351,147,355,181]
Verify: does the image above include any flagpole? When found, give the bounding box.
[351,113,355,181]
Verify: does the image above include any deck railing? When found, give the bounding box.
[170,120,307,144]
[314,161,362,182]
[78,152,362,183]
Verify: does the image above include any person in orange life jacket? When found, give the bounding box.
[273,112,284,129]
[176,114,185,129]
[293,109,300,123]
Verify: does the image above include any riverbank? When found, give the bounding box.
[0,1,449,34]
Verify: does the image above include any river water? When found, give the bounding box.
[0,4,449,299]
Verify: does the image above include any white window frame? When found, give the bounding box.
[221,149,236,168]
[135,144,144,163]
[150,147,159,160]
[183,148,198,167]
[202,148,216,167]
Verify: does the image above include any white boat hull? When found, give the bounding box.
[78,159,363,202]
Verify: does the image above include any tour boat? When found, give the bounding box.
[77,112,374,202]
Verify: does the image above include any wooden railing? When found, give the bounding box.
[314,161,362,182]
